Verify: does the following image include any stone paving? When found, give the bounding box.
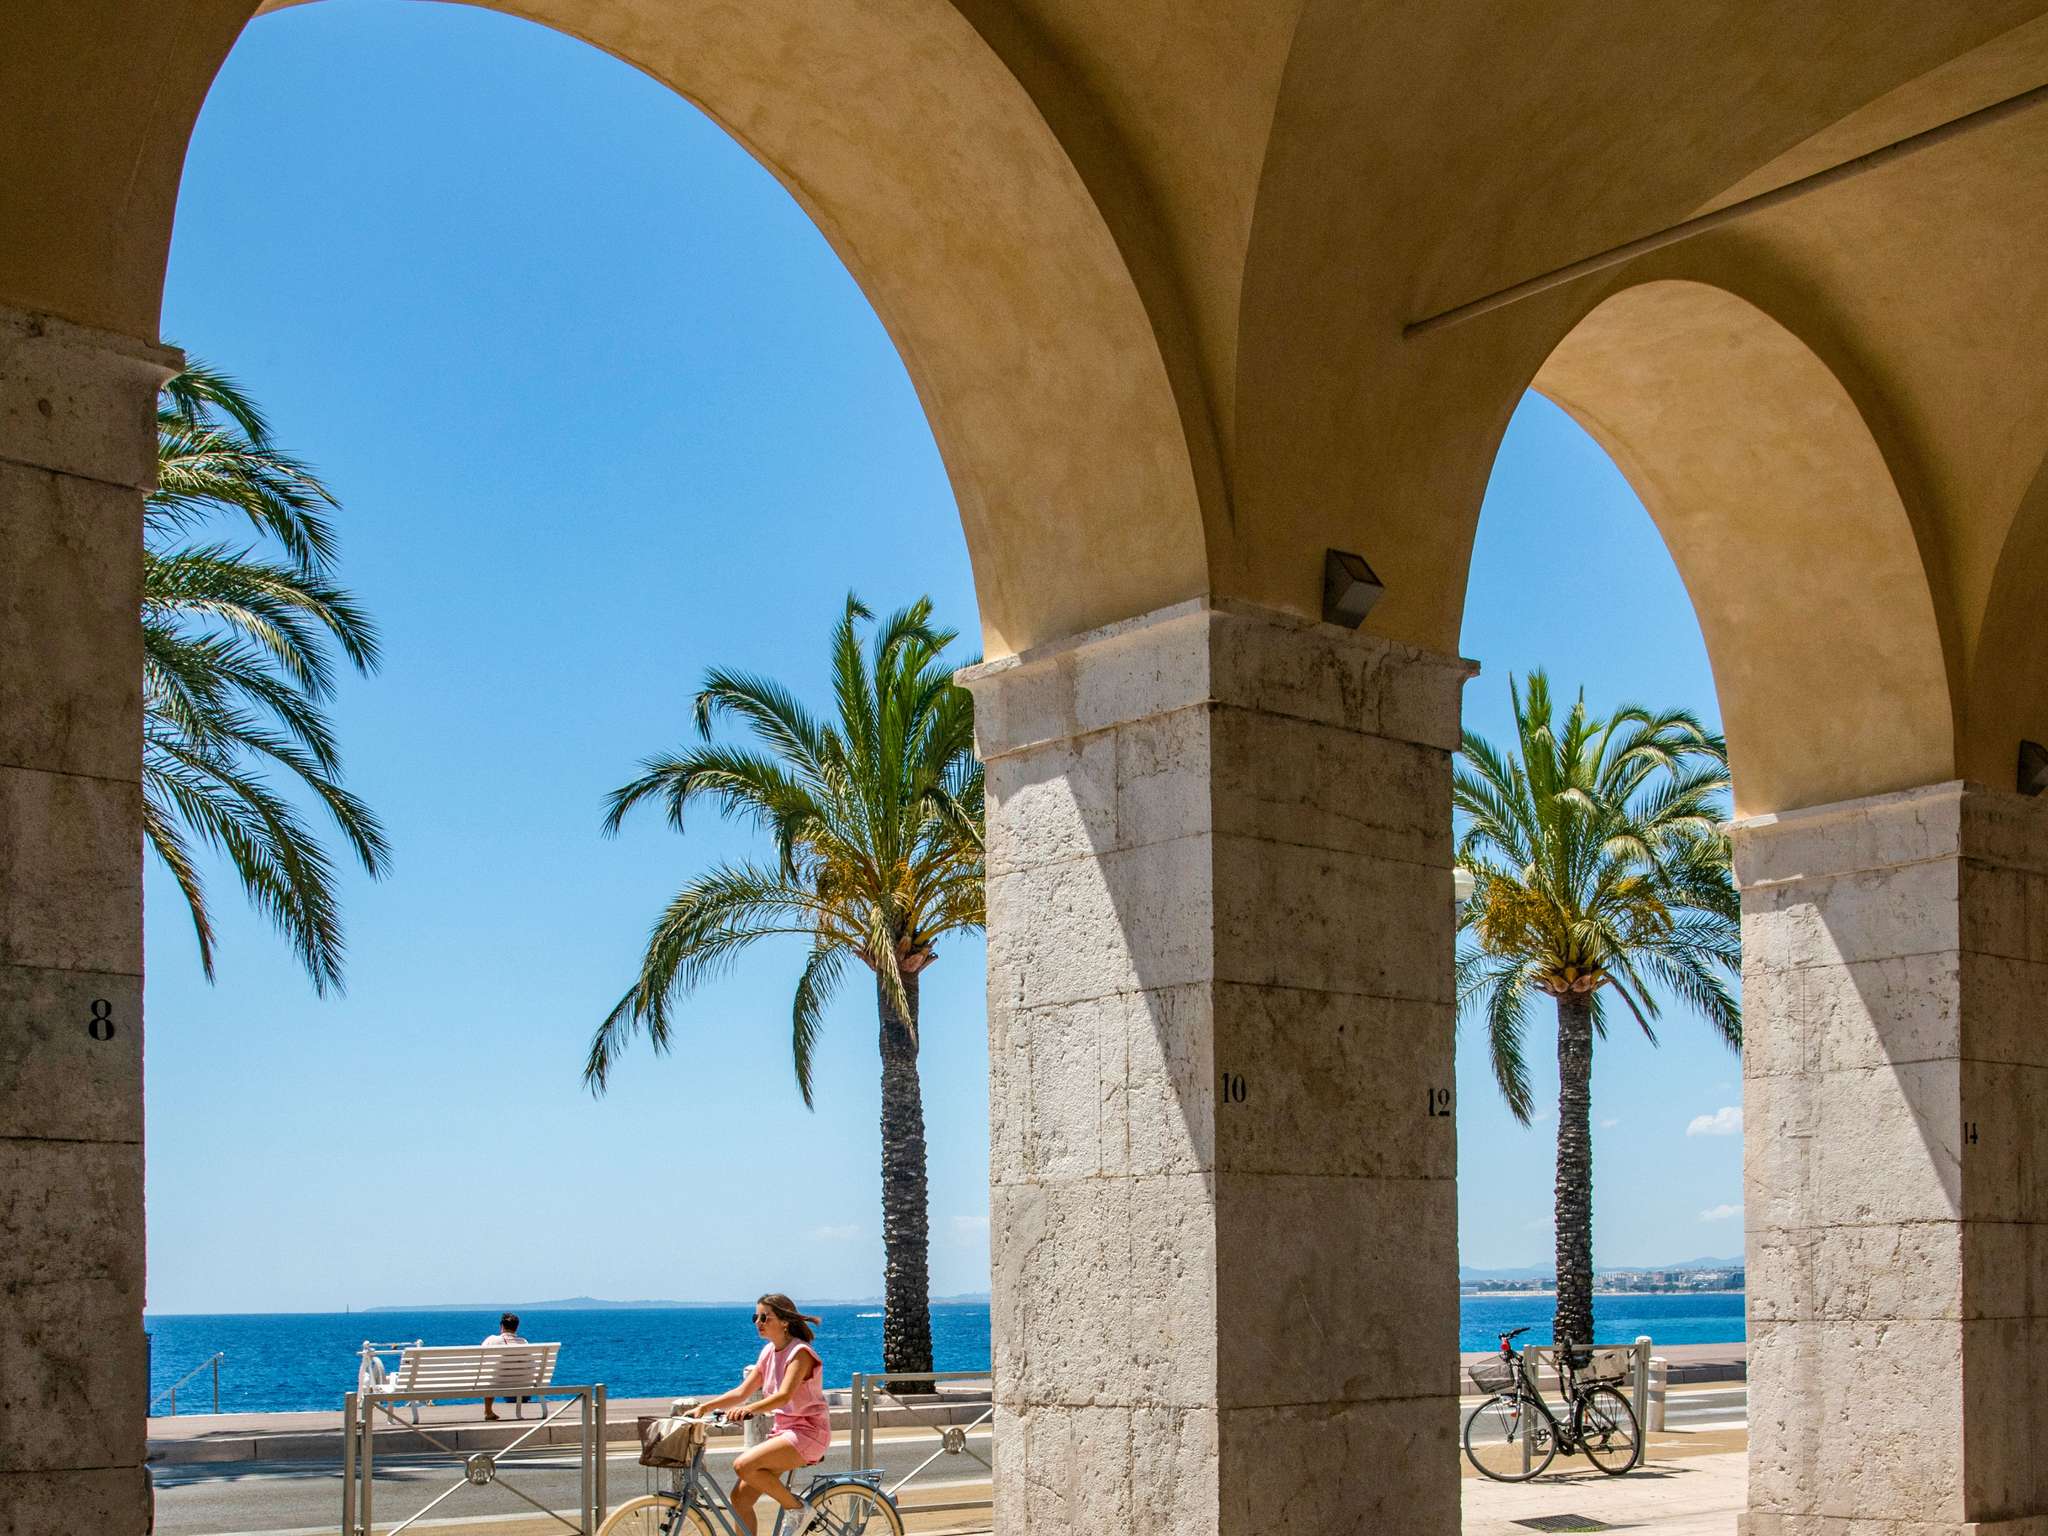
[1464,1447,1745,1536]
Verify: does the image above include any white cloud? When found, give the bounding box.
[1599,1117,1619,1129]
[1698,1203,1743,1223]
[1686,1106,1743,1137]
[809,1223,863,1243]
[942,1212,991,1253]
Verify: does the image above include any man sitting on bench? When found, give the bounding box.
[481,1312,527,1421]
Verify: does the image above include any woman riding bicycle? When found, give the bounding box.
[692,1294,832,1536]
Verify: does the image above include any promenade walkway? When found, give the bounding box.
[149,1375,1749,1536]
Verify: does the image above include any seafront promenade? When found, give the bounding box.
[146,1345,1748,1535]
[145,1342,1746,1467]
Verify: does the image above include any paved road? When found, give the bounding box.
[1660,1385,1748,1430]
[152,1431,994,1536]
[1456,1382,1748,1433]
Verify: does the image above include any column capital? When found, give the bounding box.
[959,596,1474,759]
[0,304,182,489]
[1729,780,2048,890]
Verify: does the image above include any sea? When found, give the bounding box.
[144,1293,1744,1415]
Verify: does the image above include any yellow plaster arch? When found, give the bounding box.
[0,0,1210,658]
[1533,279,1955,814]
[1966,452,2048,785]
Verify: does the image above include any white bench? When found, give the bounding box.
[357,1341,560,1423]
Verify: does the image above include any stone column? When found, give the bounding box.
[0,307,177,1534]
[962,598,1470,1536]
[1734,782,2048,1536]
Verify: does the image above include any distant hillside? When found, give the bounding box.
[1460,1256,1740,1283]
[1627,1256,1742,1273]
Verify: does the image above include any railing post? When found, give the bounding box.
[1632,1336,1651,1438]
[212,1353,220,1413]
[1647,1357,1668,1431]
[858,1373,868,1470]
[343,1392,358,1536]
[596,1384,608,1531]
[362,1393,375,1536]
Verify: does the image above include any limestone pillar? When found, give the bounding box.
[0,308,176,1534]
[1734,782,2048,1536]
[963,599,1470,1536]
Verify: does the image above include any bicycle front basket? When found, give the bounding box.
[637,1415,708,1468]
[1468,1358,1516,1395]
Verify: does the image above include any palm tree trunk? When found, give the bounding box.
[1552,989,1596,1348]
[877,970,935,1387]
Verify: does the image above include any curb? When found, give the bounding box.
[148,1399,992,1468]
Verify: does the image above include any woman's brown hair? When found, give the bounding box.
[757,1293,821,1343]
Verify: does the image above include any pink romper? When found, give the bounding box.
[757,1339,831,1464]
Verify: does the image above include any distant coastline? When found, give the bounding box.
[359,1293,993,1315]
[1463,1288,1744,1298]
[142,1286,1743,1319]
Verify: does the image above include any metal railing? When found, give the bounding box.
[150,1352,224,1416]
[1520,1336,1654,1433]
[1502,1337,1655,1474]
[847,1370,992,1522]
[342,1383,605,1536]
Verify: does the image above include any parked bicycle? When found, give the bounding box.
[600,1411,904,1536]
[1462,1327,1642,1481]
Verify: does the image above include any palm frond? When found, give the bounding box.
[595,592,982,1094]
[1454,667,1742,1119]
[144,356,384,994]
[790,943,850,1109]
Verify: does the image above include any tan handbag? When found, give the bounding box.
[637,1414,709,1468]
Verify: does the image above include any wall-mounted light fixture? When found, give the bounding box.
[1322,548,1385,629]
[2020,740,2048,797]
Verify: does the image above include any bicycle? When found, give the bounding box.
[599,1411,905,1536]
[1461,1327,1642,1481]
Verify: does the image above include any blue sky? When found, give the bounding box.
[145,0,1741,1314]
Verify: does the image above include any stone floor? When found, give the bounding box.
[148,1389,1747,1535]
[249,1441,1745,1536]
[1464,1447,1744,1536]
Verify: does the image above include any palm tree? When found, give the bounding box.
[1455,672,1740,1349]
[146,357,389,994]
[587,595,983,1379]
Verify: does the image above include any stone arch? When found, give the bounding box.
[1529,279,1955,815]
[1966,449,2048,784]
[0,0,1211,658]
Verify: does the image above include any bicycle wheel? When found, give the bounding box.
[1575,1385,1642,1474]
[597,1494,717,1536]
[1463,1392,1556,1481]
[803,1477,906,1536]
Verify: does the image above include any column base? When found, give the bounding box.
[1743,1517,2048,1536]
